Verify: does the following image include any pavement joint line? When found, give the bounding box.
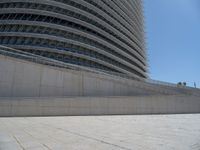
[56,128,133,150]
[34,123,130,150]
[27,118,129,149]
[24,131,52,150]
[13,135,25,150]
[16,122,52,150]
[40,121,133,150]
[42,143,52,150]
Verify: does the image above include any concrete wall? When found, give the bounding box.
[0,55,200,97]
[0,55,200,116]
[0,55,168,97]
[0,95,199,117]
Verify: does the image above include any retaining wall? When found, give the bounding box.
[0,55,176,97]
[0,95,199,116]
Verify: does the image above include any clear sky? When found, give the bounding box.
[144,0,200,88]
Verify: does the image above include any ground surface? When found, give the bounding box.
[0,114,200,150]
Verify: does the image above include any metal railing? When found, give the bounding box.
[146,79,177,87]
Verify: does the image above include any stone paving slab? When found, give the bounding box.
[0,114,200,150]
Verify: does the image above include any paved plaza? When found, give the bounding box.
[0,114,200,150]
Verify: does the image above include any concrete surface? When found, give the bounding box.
[0,114,200,150]
[1,95,200,117]
[1,55,199,97]
[0,96,200,117]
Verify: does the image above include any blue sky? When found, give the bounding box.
[144,0,200,88]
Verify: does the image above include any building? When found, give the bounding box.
[0,0,147,80]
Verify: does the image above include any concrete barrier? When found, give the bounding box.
[0,95,199,117]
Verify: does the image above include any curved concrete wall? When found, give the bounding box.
[1,55,200,116]
[0,0,147,79]
[1,55,199,97]
[0,55,148,97]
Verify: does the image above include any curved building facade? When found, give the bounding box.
[0,0,147,79]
